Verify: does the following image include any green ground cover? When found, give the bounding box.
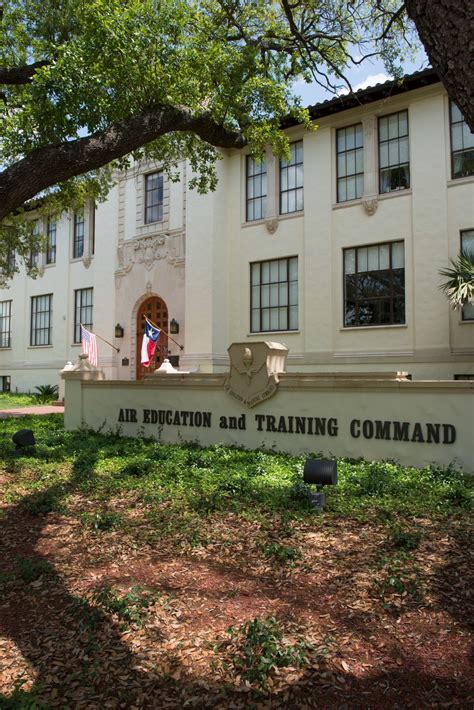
[0,392,38,408]
[0,414,472,707]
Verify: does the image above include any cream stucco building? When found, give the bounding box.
[1,68,473,393]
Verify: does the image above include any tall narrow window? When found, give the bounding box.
[450,102,474,179]
[337,123,364,202]
[250,257,298,332]
[280,141,304,214]
[29,220,40,268]
[73,211,84,258]
[30,294,52,346]
[46,219,57,264]
[91,203,96,255]
[344,241,405,327]
[0,300,12,348]
[74,287,93,343]
[246,156,267,221]
[378,111,410,193]
[461,229,474,321]
[145,172,164,224]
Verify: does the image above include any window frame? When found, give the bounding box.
[144,171,164,224]
[0,300,12,348]
[279,140,304,215]
[246,155,267,222]
[450,101,474,180]
[46,218,57,265]
[30,293,53,346]
[343,241,405,328]
[250,256,298,333]
[378,110,410,194]
[73,210,85,259]
[74,287,94,343]
[336,123,364,203]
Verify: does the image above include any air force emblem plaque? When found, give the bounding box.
[224,341,288,408]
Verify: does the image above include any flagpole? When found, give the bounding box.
[143,315,184,351]
[81,324,120,353]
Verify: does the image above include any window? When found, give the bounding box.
[91,203,95,255]
[454,374,474,381]
[337,123,364,202]
[46,219,56,264]
[29,220,40,268]
[145,172,164,224]
[280,141,303,214]
[461,229,474,321]
[450,102,474,179]
[378,110,410,193]
[73,211,84,258]
[0,376,11,392]
[30,294,52,346]
[0,300,12,348]
[246,156,267,221]
[74,287,93,343]
[251,257,298,332]
[344,241,405,327]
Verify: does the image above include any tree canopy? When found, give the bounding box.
[0,0,469,277]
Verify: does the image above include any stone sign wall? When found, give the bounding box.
[62,366,473,472]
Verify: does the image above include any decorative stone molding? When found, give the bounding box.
[265,218,279,234]
[362,196,378,216]
[115,230,185,275]
[83,255,92,268]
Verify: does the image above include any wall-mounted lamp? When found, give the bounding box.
[170,318,179,335]
[115,323,124,338]
[121,357,129,366]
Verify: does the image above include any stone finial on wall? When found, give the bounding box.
[362,196,378,216]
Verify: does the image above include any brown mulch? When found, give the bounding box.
[0,495,473,708]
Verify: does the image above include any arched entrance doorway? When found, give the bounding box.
[136,296,169,379]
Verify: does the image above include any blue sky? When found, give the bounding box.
[292,49,429,106]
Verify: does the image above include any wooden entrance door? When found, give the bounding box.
[136,296,169,379]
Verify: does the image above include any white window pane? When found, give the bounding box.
[463,301,474,319]
[379,117,388,141]
[296,188,304,211]
[463,122,474,149]
[379,143,389,168]
[262,309,270,330]
[461,230,474,252]
[279,259,288,281]
[251,310,260,331]
[346,129,355,151]
[247,178,254,199]
[345,249,356,274]
[358,247,368,272]
[389,140,399,166]
[289,281,298,305]
[399,136,409,163]
[356,174,364,198]
[279,283,288,306]
[296,142,303,163]
[346,151,356,175]
[289,257,298,281]
[296,164,303,187]
[379,244,390,270]
[287,166,295,190]
[270,283,279,306]
[399,111,408,136]
[392,242,405,268]
[355,123,363,147]
[337,130,346,152]
[252,285,260,307]
[368,246,379,270]
[338,179,347,202]
[261,174,267,195]
[451,102,463,123]
[279,307,288,329]
[355,148,364,173]
[289,306,298,329]
[270,309,279,330]
[388,113,399,139]
[338,153,346,177]
[262,285,270,307]
[281,169,288,191]
[262,262,270,282]
[270,261,279,282]
[346,176,356,201]
[287,190,296,213]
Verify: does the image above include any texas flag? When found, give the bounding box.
[141,320,161,367]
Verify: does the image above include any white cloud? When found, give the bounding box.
[338,72,392,95]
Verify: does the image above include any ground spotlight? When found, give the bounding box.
[303,458,337,511]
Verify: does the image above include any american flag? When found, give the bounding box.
[81,325,98,367]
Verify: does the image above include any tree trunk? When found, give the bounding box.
[406,0,474,130]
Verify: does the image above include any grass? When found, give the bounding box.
[0,392,38,408]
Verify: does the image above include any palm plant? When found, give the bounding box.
[439,250,474,310]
